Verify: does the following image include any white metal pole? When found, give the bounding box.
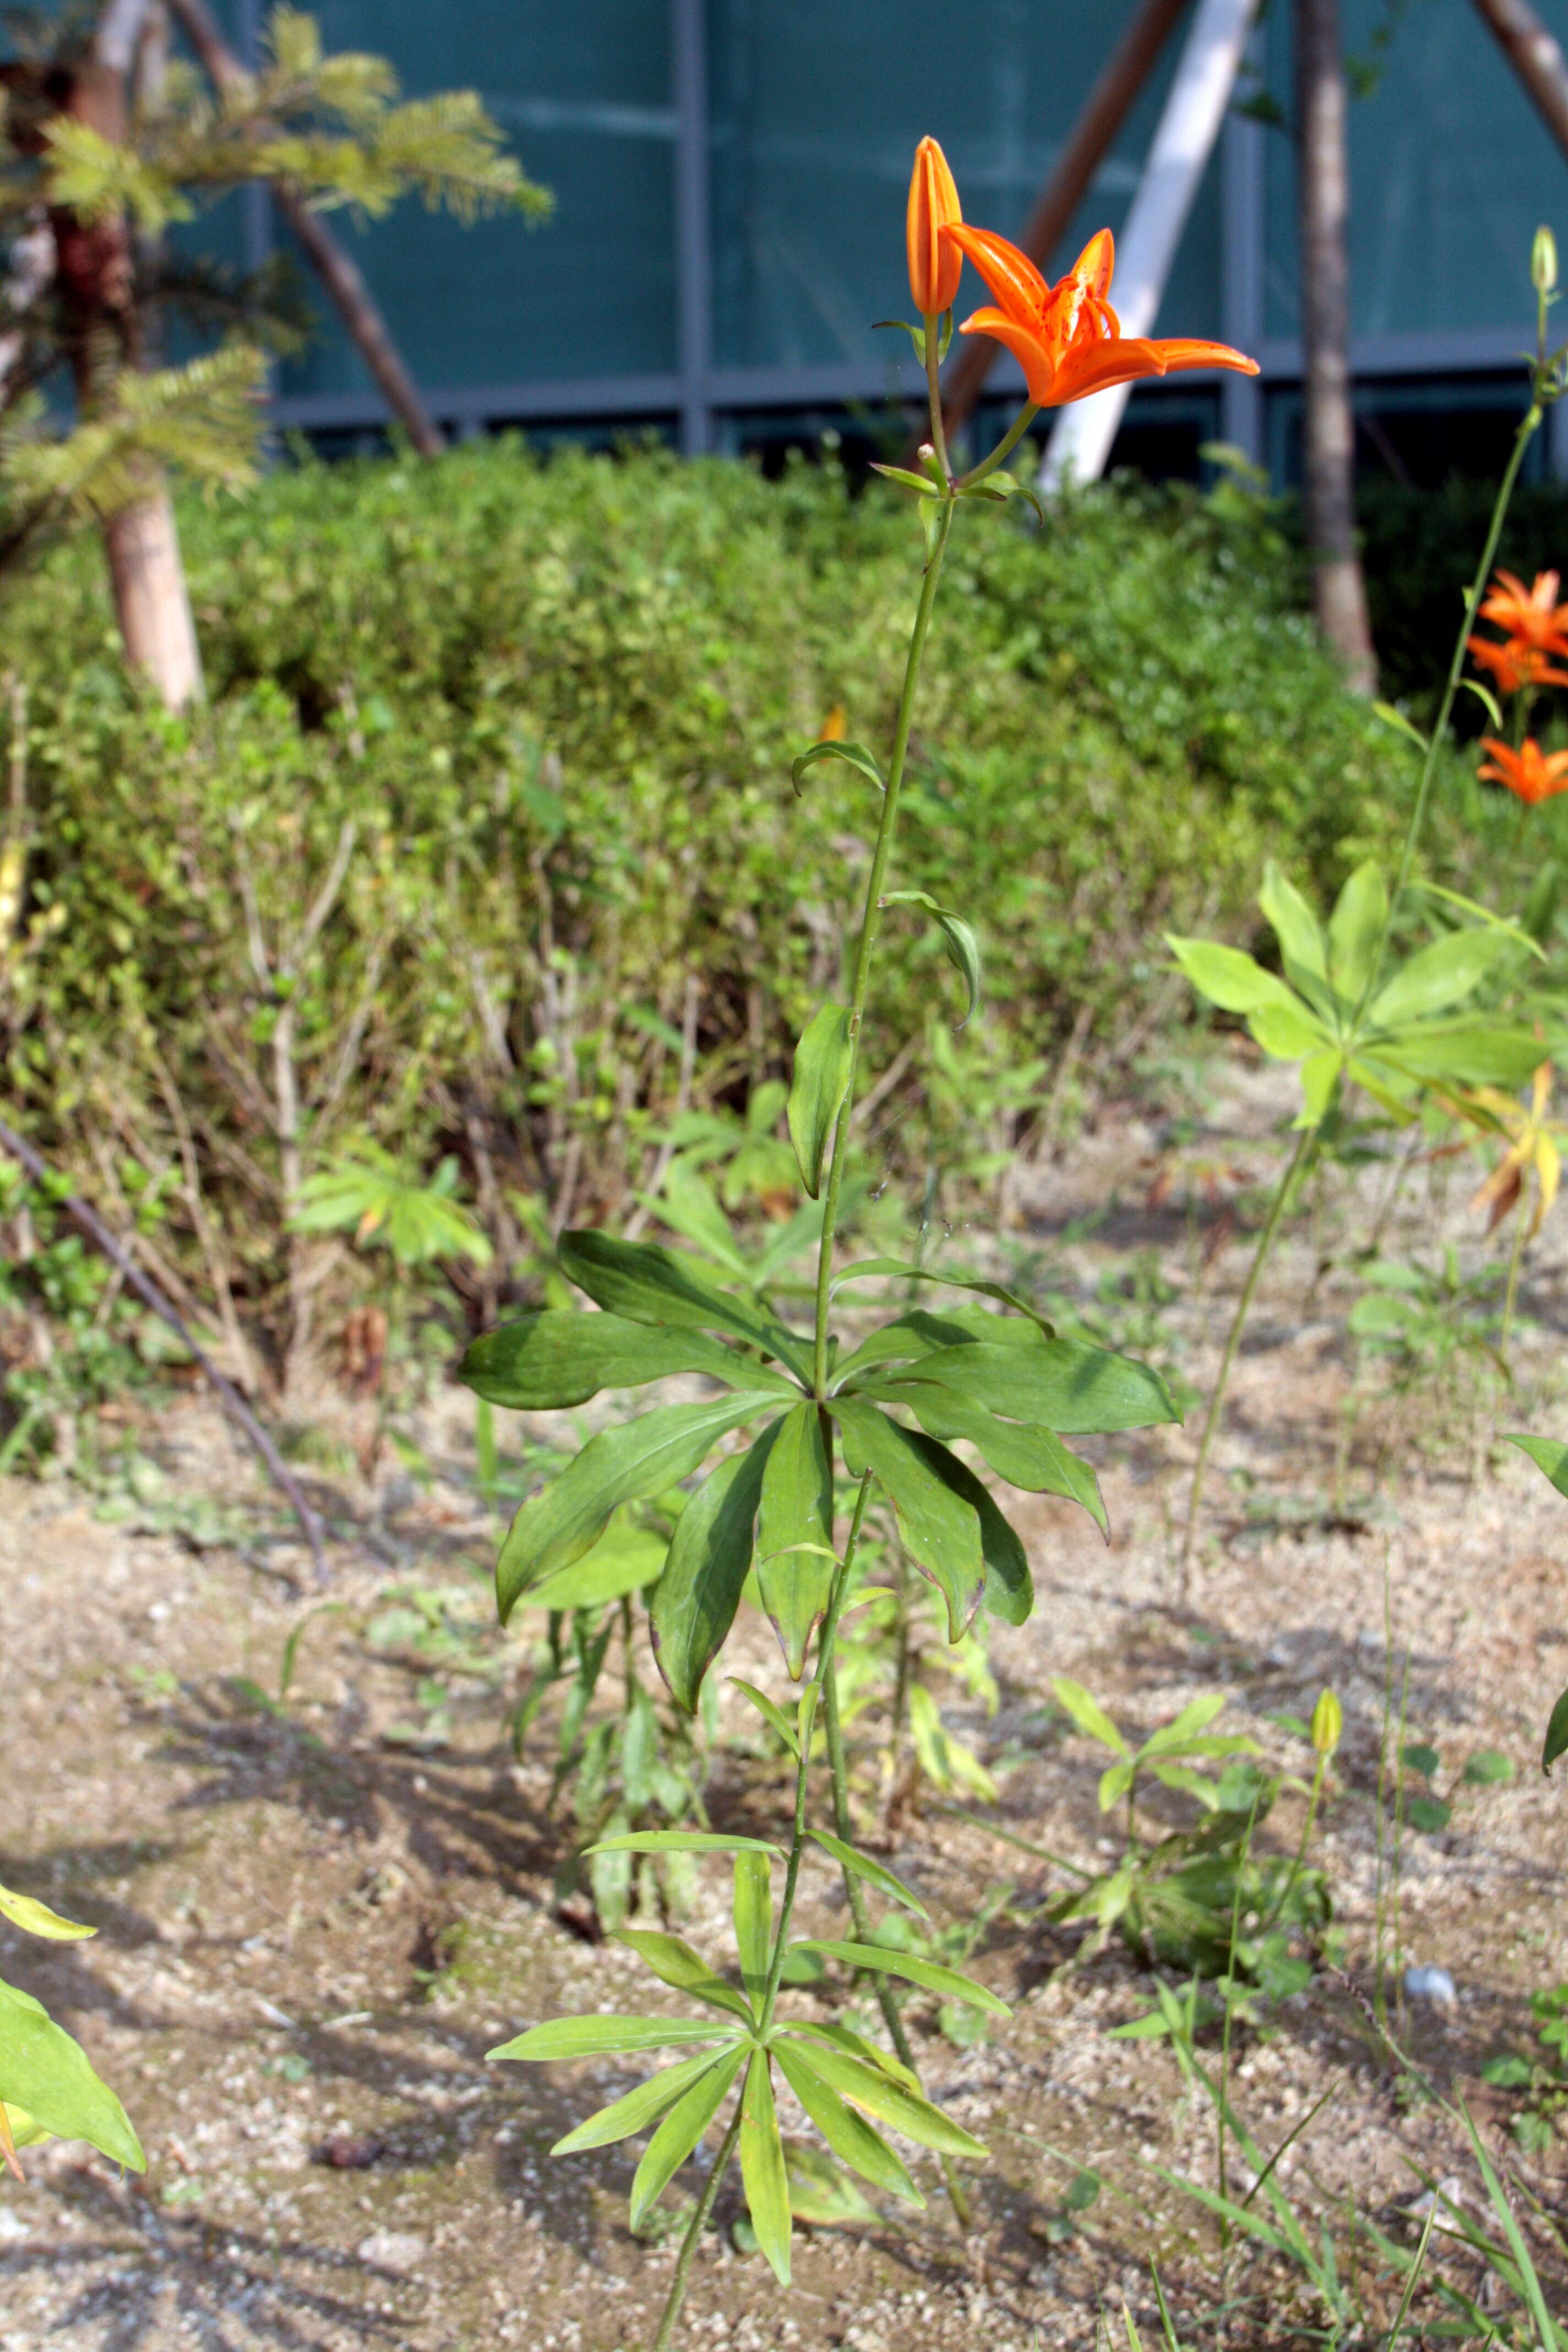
[1040,0,1257,491]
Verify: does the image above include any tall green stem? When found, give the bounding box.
[651,2104,744,2352]
[811,497,955,1398]
[1182,1125,1313,1585]
[1373,400,1542,993]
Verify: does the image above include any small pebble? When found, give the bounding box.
[1404,1965,1457,2010]
[356,2228,426,2275]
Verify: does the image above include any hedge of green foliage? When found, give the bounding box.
[0,439,1420,1324]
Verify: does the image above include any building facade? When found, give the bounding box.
[230,1,1568,484]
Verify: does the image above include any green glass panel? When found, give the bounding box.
[707,0,1221,374]
[1262,0,1568,339]
[276,0,677,398]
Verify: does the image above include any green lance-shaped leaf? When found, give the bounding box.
[0,1978,143,2171]
[0,1884,96,1942]
[1166,937,1315,1023]
[733,1850,773,2011]
[900,1426,1035,1626]
[1507,1431,1568,1498]
[611,1929,754,2022]
[739,2051,793,2285]
[787,1004,854,1199]
[891,1379,1106,1532]
[772,2031,988,2158]
[853,1335,1177,1436]
[791,738,886,798]
[771,2040,923,2204]
[1376,1021,1544,1091]
[755,1403,836,1679]
[651,1420,782,1712]
[522,1514,669,1614]
[587,1831,785,1858]
[1366,926,1517,1029]
[551,2047,730,2155]
[1327,860,1387,1005]
[881,890,982,1025]
[630,2045,748,2230]
[830,1261,1051,1334]
[830,1397,985,1641]
[557,1229,811,1381]
[1543,1688,1568,1778]
[788,2018,922,2093]
[792,1939,1011,2018]
[807,1831,928,1919]
[1247,995,1332,1060]
[832,1300,1053,1385]
[1258,861,1331,1010]
[729,1677,801,1756]
[487,2013,739,2062]
[458,1308,790,1411]
[1050,1675,1130,1755]
[496,1392,775,1621]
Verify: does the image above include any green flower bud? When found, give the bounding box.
[1534,224,1559,297]
[1311,1688,1343,1757]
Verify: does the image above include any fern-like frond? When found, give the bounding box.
[3,340,264,523]
[41,117,192,232]
[368,95,552,223]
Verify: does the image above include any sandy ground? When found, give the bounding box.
[3,1049,1568,2351]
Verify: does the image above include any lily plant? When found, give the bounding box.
[456,135,1256,2351]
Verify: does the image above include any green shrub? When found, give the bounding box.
[0,440,1420,1335]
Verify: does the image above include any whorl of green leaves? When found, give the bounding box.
[0,344,266,530]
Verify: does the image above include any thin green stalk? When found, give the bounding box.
[650,2103,744,2352]
[810,495,955,1398]
[1182,1125,1314,1585]
[820,1636,973,2230]
[1372,398,1543,993]
[650,1480,870,2352]
[957,399,1039,489]
[1217,1794,1261,2247]
[923,315,952,486]
[1374,1562,1393,2034]
[1262,1747,1329,1937]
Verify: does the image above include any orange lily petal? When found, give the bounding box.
[958,306,1057,403]
[1142,336,1261,377]
[1051,338,1173,402]
[943,224,1049,326]
[1067,228,1116,301]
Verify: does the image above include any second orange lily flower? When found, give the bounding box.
[1478,736,1568,804]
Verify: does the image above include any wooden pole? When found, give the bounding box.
[164,0,445,457]
[1469,0,1568,158]
[941,0,1192,437]
[1295,0,1376,692]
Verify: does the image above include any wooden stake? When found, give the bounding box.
[1469,0,1568,157]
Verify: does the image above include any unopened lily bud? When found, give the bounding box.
[1535,224,1559,297]
[1311,1689,1343,1757]
[906,136,962,318]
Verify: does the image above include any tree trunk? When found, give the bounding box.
[101,491,203,707]
[61,11,205,707]
[1295,0,1376,692]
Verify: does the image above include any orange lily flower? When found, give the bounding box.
[939,222,1259,406]
[906,137,962,318]
[1467,634,1568,695]
[1477,735,1568,804]
[1476,568,1568,656]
